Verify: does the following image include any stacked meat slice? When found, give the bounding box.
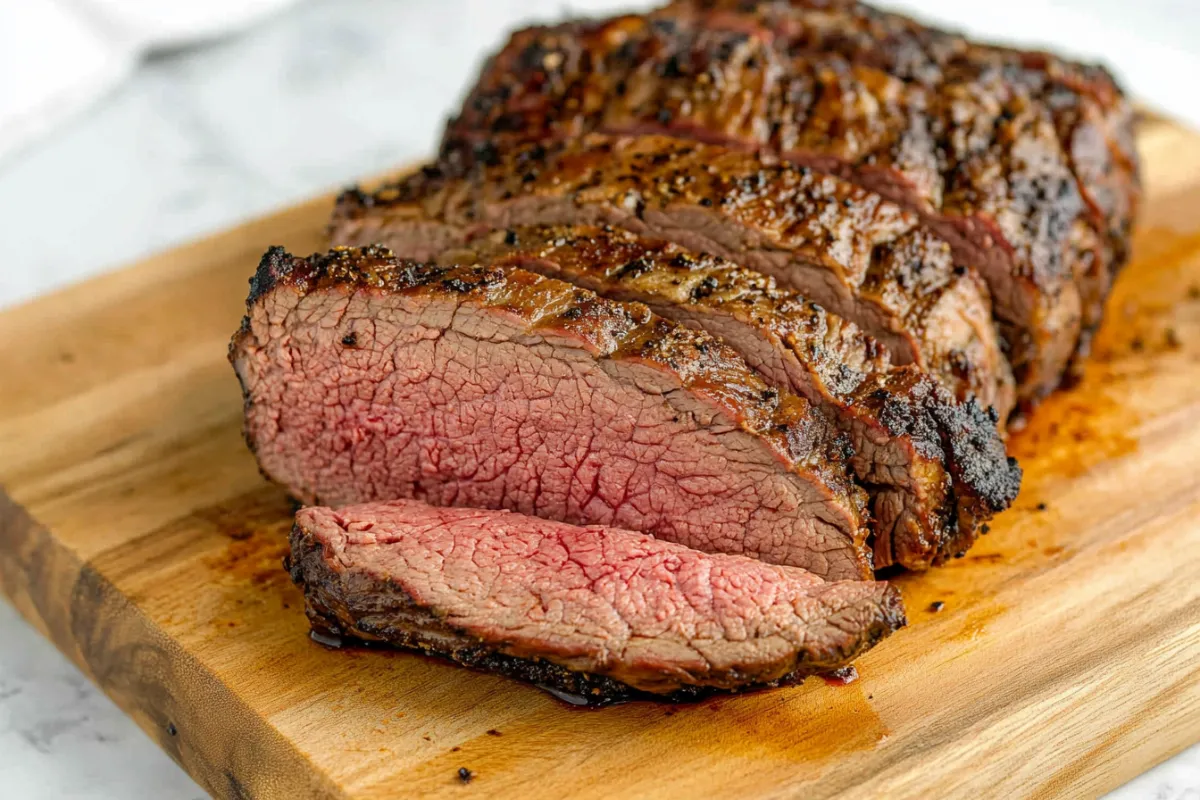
[672,0,1139,358]
[333,134,1016,419]
[291,501,905,701]
[439,2,1138,408]
[237,248,876,580]
[231,0,1138,701]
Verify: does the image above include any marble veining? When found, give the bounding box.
[0,1,1195,797]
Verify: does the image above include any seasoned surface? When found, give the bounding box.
[437,7,1126,407]
[332,134,1011,418]
[446,224,1019,569]
[671,0,1139,387]
[233,246,874,579]
[674,0,1140,265]
[290,500,905,698]
[441,14,943,209]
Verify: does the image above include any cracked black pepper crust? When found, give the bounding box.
[331,133,1015,422]
[430,6,1126,410]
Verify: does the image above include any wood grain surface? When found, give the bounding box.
[0,116,1198,799]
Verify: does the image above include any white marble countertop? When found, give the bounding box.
[0,1,1197,797]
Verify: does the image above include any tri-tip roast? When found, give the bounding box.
[230,0,1141,698]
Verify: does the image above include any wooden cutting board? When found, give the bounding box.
[1,115,1199,800]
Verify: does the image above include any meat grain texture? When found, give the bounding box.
[290,500,906,700]
[230,0,1141,698]
[439,224,1019,569]
[233,246,876,580]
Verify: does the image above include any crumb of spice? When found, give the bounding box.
[1036,502,1047,511]
[486,729,502,737]
[458,768,474,784]
[928,601,946,613]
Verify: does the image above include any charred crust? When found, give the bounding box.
[689,275,720,300]
[614,256,654,280]
[441,276,479,293]
[424,4,1136,411]
[245,245,296,308]
[934,395,1022,515]
[863,371,1019,565]
[474,141,502,167]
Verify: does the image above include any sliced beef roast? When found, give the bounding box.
[330,134,1013,420]
[668,0,1140,370]
[232,246,875,580]
[289,500,906,700]
[437,11,1098,408]
[672,0,1140,266]
[442,224,1020,568]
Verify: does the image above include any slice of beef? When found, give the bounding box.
[672,0,1139,265]
[330,134,1014,423]
[438,12,1092,409]
[441,224,1020,568]
[289,500,906,699]
[668,0,1140,373]
[232,246,874,580]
